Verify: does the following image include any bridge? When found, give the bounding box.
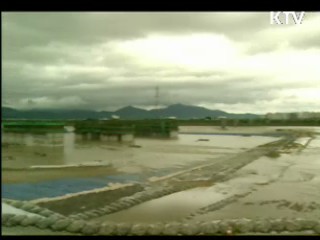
[2,122,65,146]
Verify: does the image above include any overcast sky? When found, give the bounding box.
[2,12,320,113]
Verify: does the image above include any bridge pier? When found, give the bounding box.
[122,133,134,142]
[170,130,178,139]
[2,132,64,147]
[76,132,134,143]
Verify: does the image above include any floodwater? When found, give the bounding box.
[94,186,230,223]
[2,131,279,171]
[1,130,279,200]
[3,126,320,223]
[95,134,320,223]
[180,125,320,135]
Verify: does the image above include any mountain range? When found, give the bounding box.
[2,104,261,120]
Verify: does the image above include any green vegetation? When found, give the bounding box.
[2,121,65,133]
[74,119,178,137]
[177,118,320,126]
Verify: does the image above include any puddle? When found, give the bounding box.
[94,187,228,223]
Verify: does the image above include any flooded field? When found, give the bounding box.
[92,139,320,224]
[2,126,320,235]
[2,130,278,170]
[2,129,278,199]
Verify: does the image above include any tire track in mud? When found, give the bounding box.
[181,161,296,223]
[297,137,314,153]
[181,135,317,224]
[189,135,313,220]
[67,137,297,221]
[182,192,252,222]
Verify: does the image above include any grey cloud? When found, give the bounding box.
[4,12,318,65]
[3,71,276,111]
[2,12,320,113]
[2,12,270,43]
[246,30,320,55]
[245,13,320,55]
[291,32,320,49]
[2,12,276,66]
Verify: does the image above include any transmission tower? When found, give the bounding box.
[155,86,159,109]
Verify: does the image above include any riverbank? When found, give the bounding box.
[2,127,319,235]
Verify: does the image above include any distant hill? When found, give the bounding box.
[2,107,112,120]
[2,107,21,118]
[1,104,261,120]
[150,104,227,119]
[114,106,152,120]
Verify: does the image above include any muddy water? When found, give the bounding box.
[2,132,278,170]
[94,187,230,223]
[95,135,320,223]
[180,126,320,135]
[2,132,280,200]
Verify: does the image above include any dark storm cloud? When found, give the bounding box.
[3,12,267,66]
[2,12,269,43]
[2,12,320,113]
[2,70,276,111]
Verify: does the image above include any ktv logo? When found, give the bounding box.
[270,11,305,25]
